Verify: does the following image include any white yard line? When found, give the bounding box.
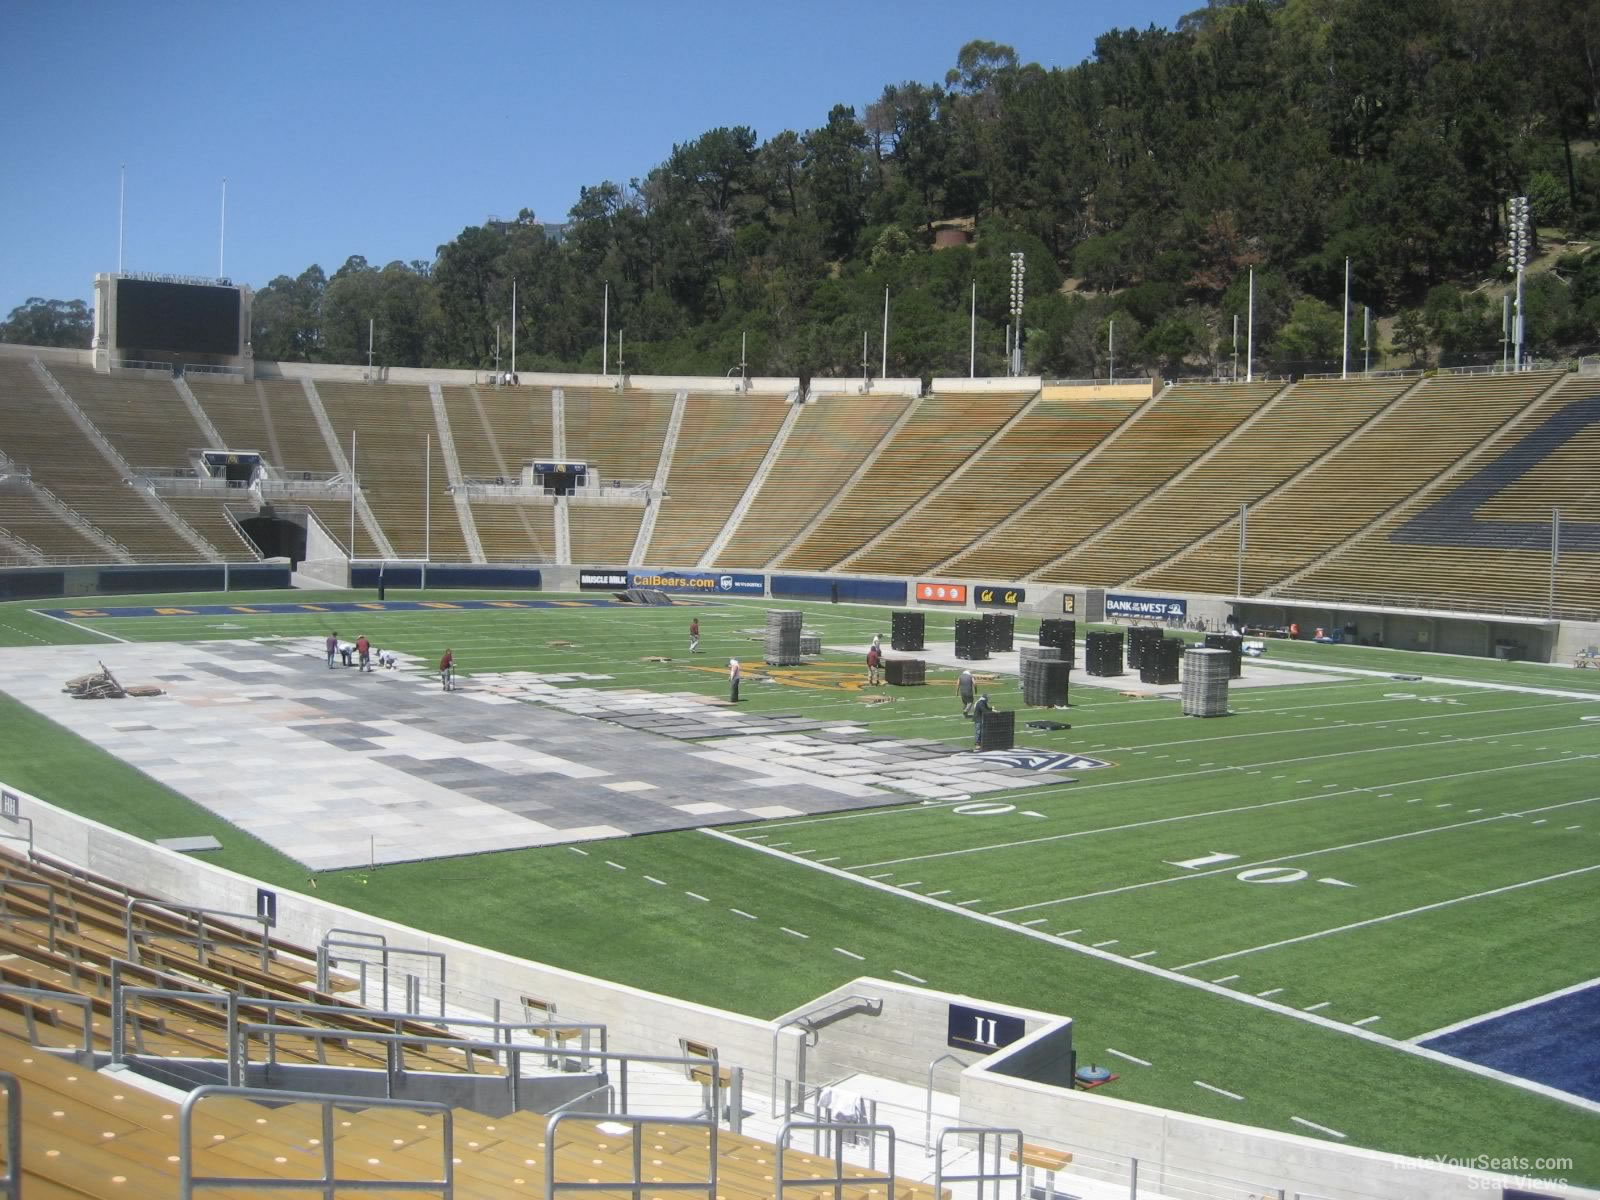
[869,746,1599,879]
[702,826,1600,1115]
[893,969,927,984]
[1172,865,1600,972]
[993,795,1598,915]
[1105,1048,1151,1066]
[1408,975,1600,1044]
[1194,1080,1243,1100]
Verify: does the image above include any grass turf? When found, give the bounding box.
[0,588,1595,1183]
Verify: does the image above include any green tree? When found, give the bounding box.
[0,297,93,348]
[1394,308,1430,365]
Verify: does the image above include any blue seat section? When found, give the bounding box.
[1393,394,1600,552]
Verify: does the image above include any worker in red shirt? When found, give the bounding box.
[440,648,454,692]
[866,642,882,686]
[355,635,371,672]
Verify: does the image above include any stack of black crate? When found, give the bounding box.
[1084,631,1124,677]
[1203,633,1245,679]
[1038,619,1076,668]
[891,611,925,652]
[1125,626,1164,671]
[1139,636,1183,685]
[982,612,1014,652]
[955,618,989,660]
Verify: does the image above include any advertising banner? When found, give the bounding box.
[578,569,629,590]
[916,582,968,604]
[1105,592,1187,621]
[974,584,1025,608]
[628,570,765,596]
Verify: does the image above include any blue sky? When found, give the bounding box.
[1,0,1197,316]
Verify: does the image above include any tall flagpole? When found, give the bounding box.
[511,278,517,378]
[424,434,431,563]
[969,281,976,378]
[349,430,357,561]
[602,281,610,375]
[881,287,889,380]
[219,177,227,278]
[1341,256,1350,379]
[1246,268,1255,383]
[117,165,126,273]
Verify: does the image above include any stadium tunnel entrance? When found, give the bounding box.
[238,504,308,567]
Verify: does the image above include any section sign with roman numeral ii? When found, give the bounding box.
[947,1003,1027,1053]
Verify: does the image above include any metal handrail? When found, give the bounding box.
[0,1072,17,1200]
[934,1126,1025,1200]
[925,1052,966,1147]
[237,1021,701,1114]
[547,1111,717,1200]
[125,897,272,973]
[547,1082,616,1116]
[0,878,60,951]
[0,985,95,1056]
[777,1120,896,1200]
[179,1084,453,1198]
[770,992,882,1118]
[317,935,445,1015]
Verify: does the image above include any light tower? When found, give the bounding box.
[1508,195,1530,371]
[1008,251,1026,376]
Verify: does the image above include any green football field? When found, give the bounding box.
[1,588,1596,1186]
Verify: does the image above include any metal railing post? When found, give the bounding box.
[0,1072,19,1200]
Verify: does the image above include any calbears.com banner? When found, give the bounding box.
[629,570,766,596]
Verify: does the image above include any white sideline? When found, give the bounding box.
[703,826,1600,1115]
[28,609,128,642]
[1408,974,1600,1044]
[1171,864,1600,971]
[1265,658,1600,702]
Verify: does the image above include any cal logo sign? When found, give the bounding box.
[976,584,1025,609]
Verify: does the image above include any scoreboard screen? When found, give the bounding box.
[116,279,241,355]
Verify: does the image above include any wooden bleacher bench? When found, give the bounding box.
[1010,1141,1074,1199]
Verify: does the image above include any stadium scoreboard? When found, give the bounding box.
[93,272,252,375]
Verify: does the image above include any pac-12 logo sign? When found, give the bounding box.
[947,1003,1026,1053]
[718,575,734,591]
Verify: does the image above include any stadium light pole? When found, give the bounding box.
[1509,196,1530,371]
[1341,257,1350,379]
[1009,252,1026,376]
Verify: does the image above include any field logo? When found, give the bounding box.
[958,750,1110,771]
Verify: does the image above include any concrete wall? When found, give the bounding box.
[774,978,1062,1093]
[958,1066,1592,1200]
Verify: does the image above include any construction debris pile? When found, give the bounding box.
[63,662,163,700]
